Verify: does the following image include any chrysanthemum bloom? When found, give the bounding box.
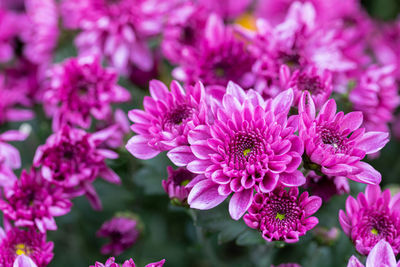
[305,171,349,202]
[299,91,389,185]
[168,84,305,220]
[0,168,72,233]
[339,185,400,255]
[91,257,165,267]
[280,65,332,108]
[97,214,140,256]
[0,75,34,125]
[347,239,400,267]
[61,0,175,74]
[126,80,207,160]
[162,166,196,205]
[33,125,121,210]
[161,2,209,64]
[243,186,321,243]
[44,55,130,129]
[172,14,256,91]
[349,65,400,133]
[0,226,53,267]
[20,0,59,64]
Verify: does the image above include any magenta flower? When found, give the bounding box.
[339,185,400,255]
[0,75,34,125]
[0,168,72,233]
[91,257,165,267]
[349,65,400,133]
[44,55,130,130]
[243,186,321,243]
[97,215,140,256]
[126,80,207,160]
[162,166,196,205]
[305,171,349,202]
[347,239,400,267]
[299,91,389,185]
[0,227,53,267]
[33,126,121,210]
[280,65,332,108]
[168,83,305,220]
[172,14,256,91]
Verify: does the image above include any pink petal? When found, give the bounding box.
[13,255,38,267]
[357,132,389,154]
[339,210,351,236]
[205,14,224,48]
[229,189,253,220]
[149,80,169,101]
[191,141,213,160]
[272,89,293,116]
[365,185,381,206]
[126,135,160,160]
[167,146,196,166]
[347,256,364,267]
[188,179,227,210]
[317,98,337,122]
[299,91,315,120]
[187,160,210,174]
[348,162,381,185]
[302,196,322,217]
[279,171,306,187]
[366,240,397,267]
[145,259,165,267]
[340,112,363,132]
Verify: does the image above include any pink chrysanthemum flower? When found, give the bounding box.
[0,168,72,233]
[280,65,332,108]
[33,126,121,210]
[243,186,321,243]
[97,214,140,256]
[91,257,165,267]
[347,239,400,267]
[161,2,209,64]
[61,0,175,74]
[172,14,256,91]
[162,166,196,205]
[349,65,400,133]
[339,185,400,255]
[126,80,207,160]
[0,75,34,125]
[44,55,130,130]
[305,171,349,202]
[299,91,389,185]
[0,227,53,267]
[168,83,305,220]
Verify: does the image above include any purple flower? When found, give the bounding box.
[44,55,130,130]
[91,257,165,267]
[0,227,53,267]
[126,80,207,160]
[33,126,121,210]
[347,239,400,267]
[0,75,34,125]
[162,166,196,205]
[305,171,350,202]
[339,185,400,255]
[0,168,72,233]
[97,214,140,256]
[349,65,400,133]
[280,65,332,108]
[243,186,321,243]
[172,14,256,91]
[168,83,305,220]
[299,91,389,185]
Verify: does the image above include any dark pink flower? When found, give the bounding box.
[339,185,400,255]
[172,14,256,91]
[0,227,53,267]
[349,65,400,133]
[162,166,196,205]
[97,215,140,256]
[168,84,304,220]
[299,91,388,185]
[33,126,121,210]
[126,80,207,160]
[44,55,130,130]
[0,168,72,233]
[91,257,165,267]
[347,239,400,267]
[243,186,321,243]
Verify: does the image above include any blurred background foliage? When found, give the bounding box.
[2,0,400,266]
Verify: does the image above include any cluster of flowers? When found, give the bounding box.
[1,0,400,265]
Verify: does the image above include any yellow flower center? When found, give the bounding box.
[180,180,190,186]
[371,228,379,235]
[243,148,251,156]
[15,243,29,256]
[276,213,285,221]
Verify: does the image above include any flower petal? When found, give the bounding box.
[126,135,160,160]
[188,179,227,210]
[229,189,253,220]
[366,240,397,267]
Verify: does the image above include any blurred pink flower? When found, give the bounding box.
[162,166,196,205]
